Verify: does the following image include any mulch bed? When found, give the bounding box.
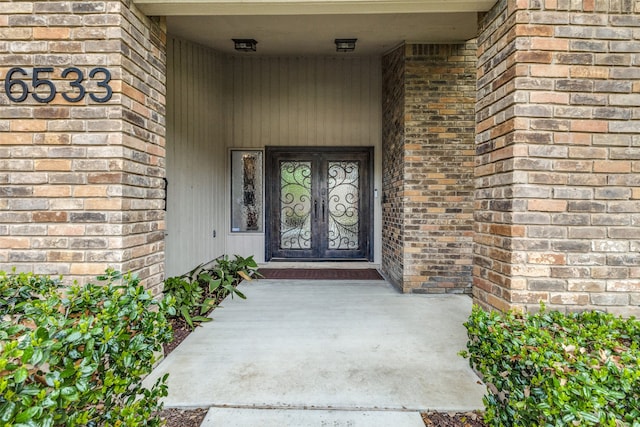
[163,316,192,355]
[422,411,487,426]
[160,408,208,427]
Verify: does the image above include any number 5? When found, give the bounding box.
[32,67,56,103]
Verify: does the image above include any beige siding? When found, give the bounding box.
[229,57,381,148]
[166,37,382,273]
[165,37,227,276]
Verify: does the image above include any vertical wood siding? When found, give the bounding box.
[229,57,381,149]
[166,37,382,274]
[165,37,227,276]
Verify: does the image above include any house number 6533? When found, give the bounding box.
[4,67,113,103]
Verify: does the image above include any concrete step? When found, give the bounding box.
[200,407,425,427]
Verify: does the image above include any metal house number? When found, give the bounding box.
[4,67,113,103]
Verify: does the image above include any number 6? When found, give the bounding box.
[4,68,29,102]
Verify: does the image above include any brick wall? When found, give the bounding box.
[381,45,405,287]
[382,43,476,293]
[404,43,477,293]
[475,0,640,315]
[0,1,167,293]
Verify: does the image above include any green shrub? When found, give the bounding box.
[0,269,175,426]
[162,275,208,330]
[205,254,260,301]
[462,305,640,427]
[163,255,259,329]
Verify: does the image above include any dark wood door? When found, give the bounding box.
[266,147,373,261]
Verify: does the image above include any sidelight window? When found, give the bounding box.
[230,150,263,233]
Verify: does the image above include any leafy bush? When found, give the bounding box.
[205,254,260,301]
[163,255,259,329]
[0,269,175,426]
[162,276,208,330]
[462,305,640,427]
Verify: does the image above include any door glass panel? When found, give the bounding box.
[280,161,312,249]
[327,161,359,249]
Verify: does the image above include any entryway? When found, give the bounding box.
[265,147,373,261]
[143,279,485,425]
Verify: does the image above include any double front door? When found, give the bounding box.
[266,147,373,260]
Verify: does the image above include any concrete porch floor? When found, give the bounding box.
[144,279,486,426]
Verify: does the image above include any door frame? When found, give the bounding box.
[265,146,374,262]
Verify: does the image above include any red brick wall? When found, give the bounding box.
[382,43,477,293]
[475,0,640,315]
[0,1,167,293]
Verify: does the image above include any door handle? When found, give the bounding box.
[322,200,325,222]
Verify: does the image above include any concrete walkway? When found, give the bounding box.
[144,279,486,426]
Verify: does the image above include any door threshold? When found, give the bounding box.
[269,257,370,262]
[259,260,380,269]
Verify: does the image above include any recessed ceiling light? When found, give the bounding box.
[335,38,357,52]
[233,39,257,52]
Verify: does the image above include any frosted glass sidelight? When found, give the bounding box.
[231,150,263,232]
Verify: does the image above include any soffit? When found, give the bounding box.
[135,0,498,15]
[134,0,498,56]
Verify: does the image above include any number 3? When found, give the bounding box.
[89,67,112,103]
[61,67,85,103]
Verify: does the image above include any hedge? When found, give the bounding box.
[0,269,175,426]
[462,305,640,427]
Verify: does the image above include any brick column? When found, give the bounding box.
[382,43,477,294]
[0,1,166,293]
[475,0,640,315]
[381,46,406,287]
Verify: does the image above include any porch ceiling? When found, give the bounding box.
[134,0,498,56]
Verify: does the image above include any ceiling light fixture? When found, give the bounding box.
[233,39,257,52]
[335,38,357,52]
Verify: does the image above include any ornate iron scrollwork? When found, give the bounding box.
[280,161,312,249]
[327,161,359,249]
